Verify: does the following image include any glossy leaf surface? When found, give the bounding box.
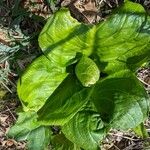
[19,1,150,111]
[92,70,149,130]
[17,55,67,111]
[15,1,150,149]
[95,1,150,73]
[39,8,95,67]
[39,1,150,74]
[38,74,91,125]
[62,102,105,150]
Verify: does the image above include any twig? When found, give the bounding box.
[123,143,140,150]
[113,144,121,150]
[105,0,112,8]
[97,0,105,5]
[0,82,12,93]
[115,0,119,7]
[137,77,150,87]
[6,106,16,121]
[0,107,15,114]
[108,132,140,141]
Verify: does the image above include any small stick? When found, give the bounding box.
[0,107,15,114]
[137,77,150,87]
[1,82,12,93]
[113,144,121,150]
[108,133,140,141]
[115,0,119,7]
[6,106,16,121]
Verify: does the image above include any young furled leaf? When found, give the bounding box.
[75,56,100,87]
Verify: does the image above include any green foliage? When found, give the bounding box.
[95,2,150,73]
[27,126,51,150]
[133,123,149,138]
[51,133,81,150]
[17,55,67,111]
[62,101,106,150]
[37,74,91,126]
[92,70,149,130]
[8,112,40,140]
[8,1,150,149]
[8,112,51,150]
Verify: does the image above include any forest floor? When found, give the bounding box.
[0,0,150,149]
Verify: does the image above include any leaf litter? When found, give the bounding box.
[0,0,150,149]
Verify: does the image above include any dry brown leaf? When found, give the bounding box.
[0,115,8,126]
[6,139,16,147]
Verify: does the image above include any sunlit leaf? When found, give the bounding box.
[95,1,150,73]
[38,74,91,125]
[17,55,67,111]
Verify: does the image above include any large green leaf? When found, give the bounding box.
[27,126,51,150]
[19,0,150,112]
[37,74,92,125]
[92,70,149,130]
[62,102,106,150]
[51,133,81,150]
[8,112,51,150]
[39,1,150,73]
[8,111,40,140]
[38,8,96,67]
[17,55,67,111]
[95,1,150,73]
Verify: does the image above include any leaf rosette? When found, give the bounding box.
[8,1,150,149]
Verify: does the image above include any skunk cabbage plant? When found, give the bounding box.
[8,1,150,150]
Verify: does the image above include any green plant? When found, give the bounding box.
[8,1,150,150]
